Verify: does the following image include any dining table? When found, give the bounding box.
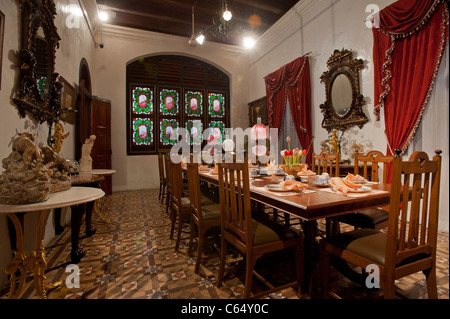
[191,166,393,295]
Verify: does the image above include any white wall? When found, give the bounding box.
[93,25,251,192]
[248,0,448,232]
[248,0,396,160]
[0,0,447,292]
[0,0,96,289]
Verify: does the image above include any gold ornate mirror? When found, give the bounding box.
[319,49,368,132]
[13,0,61,125]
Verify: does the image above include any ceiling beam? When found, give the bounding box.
[231,0,283,15]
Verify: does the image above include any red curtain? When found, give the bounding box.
[373,0,448,181]
[373,0,448,157]
[264,57,313,164]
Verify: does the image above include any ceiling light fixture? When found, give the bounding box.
[189,0,203,47]
[99,10,109,22]
[190,0,257,48]
[222,0,232,21]
[196,33,205,45]
[243,36,256,49]
[203,0,234,41]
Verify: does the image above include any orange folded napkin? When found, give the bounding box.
[298,168,315,176]
[279,180,308,191]
[330,177,362,194]
[345,173,365,182]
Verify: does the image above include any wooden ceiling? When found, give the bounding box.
[96,0,300,46]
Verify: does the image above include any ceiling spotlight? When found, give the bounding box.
[99,11,109,22]
[243,36,256,49]
[196,34,205,45]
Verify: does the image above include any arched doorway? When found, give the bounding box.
[76,58,92,160]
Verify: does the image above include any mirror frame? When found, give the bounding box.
[13,0,61,125]
[319,49,368,132]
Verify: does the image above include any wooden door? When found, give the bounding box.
[91,98,112,194]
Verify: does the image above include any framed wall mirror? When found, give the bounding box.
[319,49,368,132]
[13,0,61,125]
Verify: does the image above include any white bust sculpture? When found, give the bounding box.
[79,135,96,172]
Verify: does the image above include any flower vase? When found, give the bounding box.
[281,163,307,176]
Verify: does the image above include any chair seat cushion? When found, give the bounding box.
[325,228,432,267]
[181,196,215,208]
[325,229,387,265]
[252,216,301,246]
[200,195,216,206]
[338,208,389,229]
[201,204,221,221]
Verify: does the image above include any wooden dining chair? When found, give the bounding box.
[164,152,172,215]
[169,157,217,251]
[338,150,393,230]
[311,151,340,177]
[311,151,340,236]
[186,162,221,273]
[320,149,442,299]
[158,153,167,203]
[216,157,304,299]
[168,158,189,251]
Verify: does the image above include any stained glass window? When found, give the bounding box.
[208,121,225,145]
[132,86,153,115]
[127,56,230,155]
[185,91,203,116]
[160,88,179,116]
[132,118,153,146]
[186,119,203,145]
[208,93,225,118]
[160,119,180,146]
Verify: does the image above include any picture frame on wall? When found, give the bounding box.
[0,10,5,90]
[59,76,77,125]
[248,96,268,127]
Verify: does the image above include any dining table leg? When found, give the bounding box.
[70,204,86,264]
[301,220,319,297]
[85,200,97,237]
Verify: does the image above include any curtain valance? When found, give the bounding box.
[373,0,449,157]
[264,57,313,164]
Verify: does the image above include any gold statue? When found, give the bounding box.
[52,122,69,154]
[327,130,341,161]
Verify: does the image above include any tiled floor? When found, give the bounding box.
[1,189,448,299]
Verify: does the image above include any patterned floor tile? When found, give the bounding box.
[1,189,448,300]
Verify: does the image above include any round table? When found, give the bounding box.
[0,187,104,299]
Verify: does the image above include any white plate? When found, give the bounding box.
[264,184,290,192]
[313,181,330,187]
[346,179,367,184]
[264,184,305,193]
[298,173,316,177]
[348,186,372,193]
